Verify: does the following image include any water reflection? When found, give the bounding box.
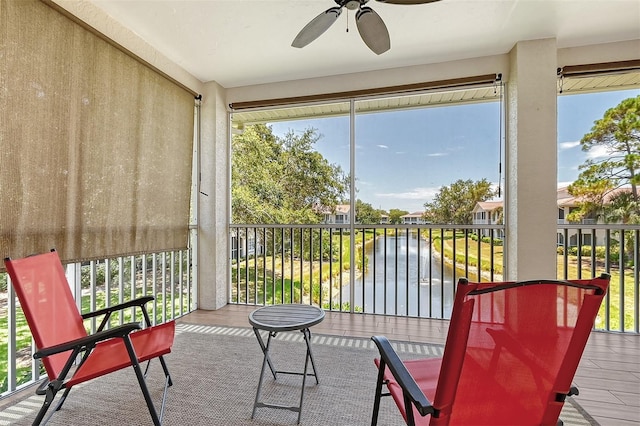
[342,231,456,319]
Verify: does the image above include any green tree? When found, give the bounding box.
[388,209,408,224]
[355,199,382,224]
[606,191,640,224]
[232,124,348,224]
[569,95,640,223]
[424,178,496,224]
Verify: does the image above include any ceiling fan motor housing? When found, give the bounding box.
[337,0,369,10]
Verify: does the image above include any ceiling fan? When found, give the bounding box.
[292,0,442,55]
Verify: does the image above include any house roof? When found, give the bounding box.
[556,186,634,207]
[473,201,503,213]
[401,212,425,218]
[475,187,634,210]
[316,204,350,215]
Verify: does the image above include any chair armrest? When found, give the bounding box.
[371,335,436,417]
[82,296,155,320]
[34,322,141,359]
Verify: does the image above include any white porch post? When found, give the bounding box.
[197,81,229,309]
[505,39,558,280]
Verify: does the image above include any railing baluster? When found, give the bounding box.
[263,228,267,306]
[7,277,16,393]
[90,260,97,332]
[440,228,445,319]
[118,257,125,325]
[152,254,158,325]
[372,228,377,315]
[406,228,410,316]
[130,256,136,321]
[395,227,399,316]
[170,251,176,320]
[319,228,324,308]
[384,229,387,315]
[428,228,433,318]
[577,229,583,280]
[252,226,258,304]
[490,228,495,282]
[634,229,639,334]
[362,228,366,313]
[619,230,625,332]
[290,227,294,304]
[300,227,304,303]
[161,252,167,323]
[339,229,344,311]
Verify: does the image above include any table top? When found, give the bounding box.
[249,304,325,332]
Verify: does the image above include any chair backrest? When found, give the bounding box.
[431,276,608,425]
[5,250,88,379]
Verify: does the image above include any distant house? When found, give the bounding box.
[555,186,632,225]
[319,204,350,224]
[472,201,504,239]
[379,214,390,225]
[231,232,261,259]
[556,186,633,246]
[556,186,596,225]
[472,186,633,246]
[401,212,427,225]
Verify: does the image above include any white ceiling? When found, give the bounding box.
[88,0,640,88]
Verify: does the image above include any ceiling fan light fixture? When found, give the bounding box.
[344,0,362,10]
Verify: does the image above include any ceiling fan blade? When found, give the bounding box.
[356,6,390,55]
[292,7,342,48]
[375,0,441,4]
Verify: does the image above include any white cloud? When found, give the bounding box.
[427,152,448,157]
[586,145,611,159]
[376,187,440,201]
[376,144,388,149]
[559,141,580,150]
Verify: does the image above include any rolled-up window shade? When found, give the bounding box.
[0,0,195,265]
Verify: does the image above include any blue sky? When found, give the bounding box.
[270,88,638,213]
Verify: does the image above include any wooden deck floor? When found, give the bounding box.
[180,305,640,426]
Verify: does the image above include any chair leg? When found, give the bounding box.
[53,387,72,412]
[371,361,386,426]
[404,393,416,426]
[123,338,162,426]
[157,354,173,420]
[158,355,173,387]
[33,381,63,426]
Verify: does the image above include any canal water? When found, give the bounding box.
[341,231,457,319]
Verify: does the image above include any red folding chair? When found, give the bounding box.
[4,249,175,425]
[371,274,609,426]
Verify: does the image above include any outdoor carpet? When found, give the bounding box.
[0,323,598,425]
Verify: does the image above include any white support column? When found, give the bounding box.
[505,39,558,280]
[197,81,229,309]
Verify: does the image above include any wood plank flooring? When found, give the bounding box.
[180,305,640,426]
